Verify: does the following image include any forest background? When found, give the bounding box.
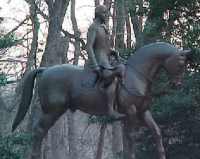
[0,0,200,159]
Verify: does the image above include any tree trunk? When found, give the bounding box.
[110,1,117,48]
[71,0,81,65]
[125,0,132,49]
[103,0,112,28]
[41,0,70,66]
[115,0,126,52]
[128,0,144,49]
[25,0,38,71]
[95,0,100,6]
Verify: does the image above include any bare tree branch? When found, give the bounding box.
[71,0,81,65]
[4,16,30,36]
[34,2,86,50]
[0,58,26,63]
[62,29,86,50]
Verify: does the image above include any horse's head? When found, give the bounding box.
[163,49,191,87]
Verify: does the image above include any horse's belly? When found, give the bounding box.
[70,89,109,116]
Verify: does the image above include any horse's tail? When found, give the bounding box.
[12,68,45,132]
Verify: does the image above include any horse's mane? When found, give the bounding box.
[127,42,178,65]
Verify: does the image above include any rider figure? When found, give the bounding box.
[86,5,125,118]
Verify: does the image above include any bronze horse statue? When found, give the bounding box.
[12,42,190,159]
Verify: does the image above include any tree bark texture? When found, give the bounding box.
[41,0,70,66]
[71,0,81,65]
[25,0,38,71]
[103,0,112,28]
[125,0,132,49]
[95,0,100,6]
[115,0,126,51]
[110,1,117,48]
[128,0,144,49]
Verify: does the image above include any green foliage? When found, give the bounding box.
[0,133,32,159]
[119,47,134,60]
[0,73,7,86]
[34,16,40,33]
[136,68,200,159]
[144,0,200,45]
[0,34,18,49]
[143,18,167,38]
[183,24,200,48]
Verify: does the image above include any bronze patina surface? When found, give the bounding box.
[86,5,125,118]
[12,42,190,159]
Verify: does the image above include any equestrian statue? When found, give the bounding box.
[12,5,191,159]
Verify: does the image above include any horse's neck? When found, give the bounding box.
[127,57,161,83]
[122,62,160,98]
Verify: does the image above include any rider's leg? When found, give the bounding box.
[115,64,126,84]
[103,71,125,118]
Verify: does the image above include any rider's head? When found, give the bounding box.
[95,5,108,23]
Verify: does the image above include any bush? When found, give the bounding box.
[0,33,18,49]
[0,133,32,159]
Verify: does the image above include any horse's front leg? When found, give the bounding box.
[141,110,166,159]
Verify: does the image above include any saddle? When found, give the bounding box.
[81,65,124,89]
[81,68,98,88]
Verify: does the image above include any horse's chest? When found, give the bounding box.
[118,87,152,114]
[124,72,148,96]
[137,95,152,112]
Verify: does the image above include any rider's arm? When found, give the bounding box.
[86,26,99,69]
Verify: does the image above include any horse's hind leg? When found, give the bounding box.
[141,110,166,159]
[30,111,65,159]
